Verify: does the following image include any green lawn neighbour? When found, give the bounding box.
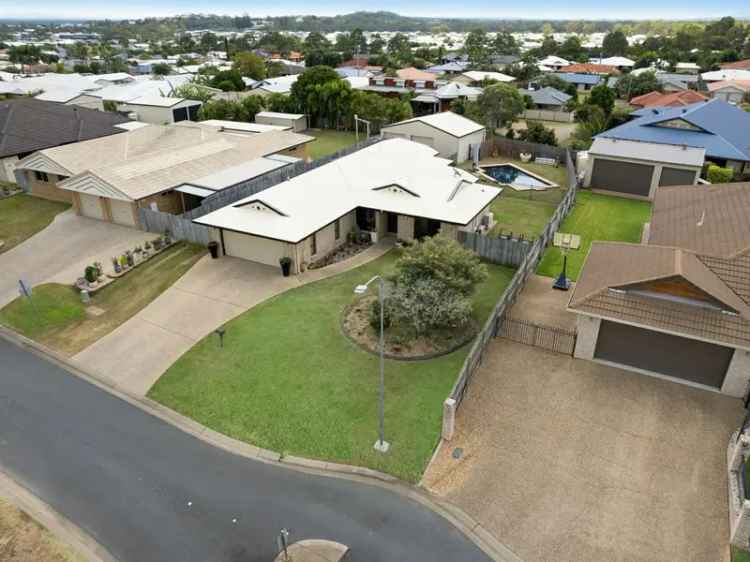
[483,157,568,239]
[0,242,205,355]
[149,251,515,482]
[306,128,359,160]
[536,191,652,281]
[734,546,750,562]
[0,194,69,254]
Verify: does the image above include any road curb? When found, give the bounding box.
[0,469,118,562]
[0,325,522,562]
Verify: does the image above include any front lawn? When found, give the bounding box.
[149,251,515,482]
[486,157,569,239]
[306,128,359,160]
[536,191,652,281]
[0,193,69,254]
[0,242,205,355]
[734,546,750,562]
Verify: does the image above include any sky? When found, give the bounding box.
[0,0,748,21]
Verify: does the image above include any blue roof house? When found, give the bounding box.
[552,72,602,91]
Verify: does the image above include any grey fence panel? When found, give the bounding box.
[522,109,575,123]
[138,208,211,246]
[458,231,532,267]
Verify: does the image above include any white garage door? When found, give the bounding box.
[223,230,287,267]
[79,193,105,220]
[411,135,434,147]
[110,199,136,227]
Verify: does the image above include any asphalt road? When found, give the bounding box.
[0,339,491,562]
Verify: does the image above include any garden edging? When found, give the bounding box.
[0,324,522,562]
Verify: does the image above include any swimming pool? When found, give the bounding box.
[479,163,556,190]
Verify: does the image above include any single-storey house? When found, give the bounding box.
[255,111,307,132]
[721,59,750,71]
[583,138,704,199]
[451,70,515,86]
[15,123,313,227]
[380,112,485,164]
[552,72,602,91]
[0,98,128,188]
[597,99,750,177]
[250,75,299,96]
[425,61,471,75]
[411,82,482,113]
[558,63,620,76]
[702,69,750,83]
[629,89,708,109]
[194,139,500,273]
[519,86,571,111]
[119,95,202,125]
[589,56,635,71]
[570,182,750,397]
[537,56,570,71]
[396,67,438,81]
[708,80,750,105]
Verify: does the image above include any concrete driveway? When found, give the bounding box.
[0,210,153,307]
[424,340,744,562]
[74,242,392,396]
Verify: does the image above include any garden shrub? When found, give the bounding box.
[707,164,734,184]
[388,278,472,337]
[369,297,392,330]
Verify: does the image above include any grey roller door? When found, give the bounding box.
[658,167,696,187]
[594,320,733,388]
[590,158,654,197]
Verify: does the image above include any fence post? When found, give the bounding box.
[442,398,457,441]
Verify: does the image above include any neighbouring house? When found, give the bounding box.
[708,80,750,105]
[597,99,750,178]
[451,70,515,86]
[720,59,750,71]
[395,67,438,81]
[519,86,571,111]
[193,139,500,273]
[702,69,750,83]
[558,63,620,76]
[654,72,704,93]
[553,72,602,91]
[380,111,485,163]
[589,56,636,71]
[250,75,299,96]
[119,95,202,125]
[363,75,444,98]
[629,89,708,109]
[0,98,128,187]
[255,111,307,132]
[675,62,701,74]
[198,119,290,133]
[411,82,482,114]
[583,137,704,199]
[537,55,570,71]
[490,54,521,69]
[425,61,471,75]
[14,123,313,226]
[570,182,750,397]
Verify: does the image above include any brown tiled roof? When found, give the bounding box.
[558,63,620,75]
[721,59,750,70]
[396,67,438,81]
[649,183,750,259]
[630,89,708,108]
[569,242,750,348]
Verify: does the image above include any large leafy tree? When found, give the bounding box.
[589,84,616,115]
[464,29,490,67]
[475,83,525,132]
[492,32,519,55]
[602,30,628,56]
[232,52,266,81]
[614,71,662,100]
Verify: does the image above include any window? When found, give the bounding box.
[334,219,340,240]
[34,171,49,182]
[311,232,317,255]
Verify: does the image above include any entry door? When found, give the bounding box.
[356,208,376,231]
[386,212,398,234]
[414,217,441,238]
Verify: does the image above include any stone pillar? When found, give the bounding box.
[442,398,456,441]
[722,349,750,398]
[573,315,601,360]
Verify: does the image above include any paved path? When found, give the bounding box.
[74,241,393,395]
[424,339,743,562]
[0,210,153,307]
[0,338,490,562]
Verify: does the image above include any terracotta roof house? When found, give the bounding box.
[558,63,620,75]
[708,80,750,105]
[721,59,750,71]
[569,182,750,397]
[396,67,438,81]
[629,89,708,109]
[0,97,129,186]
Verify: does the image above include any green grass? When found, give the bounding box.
[536,191,652,281]
[149,251,515,482]
[485,157,569,239]
[307,128,359,160]
[0,243,205,355]
[733,546,750,562]
[0,193,69,254]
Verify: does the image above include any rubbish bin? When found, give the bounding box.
[208,241,219,259]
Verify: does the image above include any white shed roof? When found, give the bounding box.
[195,139,500,243]
[383,111,485,138]
[199,119,290,133]
[122,94,200,108]
[460,70,515,83]
[256,111,305,120]
[589,138,705,167]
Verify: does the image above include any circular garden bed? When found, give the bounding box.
[341,296,478,361]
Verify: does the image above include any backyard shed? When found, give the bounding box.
[584,138,703,200]
[379,111,485,163]
[119,95,202,125]
[255,111,307,132]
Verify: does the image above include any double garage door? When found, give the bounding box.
[594,320,734,389]
[381,131,434,148]
[223,230,287,268]
[590,159,697,197]
[78,194,137,227]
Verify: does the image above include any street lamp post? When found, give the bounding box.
[354,275,389,453]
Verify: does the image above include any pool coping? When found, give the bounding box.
[477,162,559,191]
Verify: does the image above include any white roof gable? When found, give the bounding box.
[384,111,485,138]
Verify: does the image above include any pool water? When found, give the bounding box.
[481,164,553,190]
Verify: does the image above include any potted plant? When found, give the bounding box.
[112,257,121,274]
[85,265,98,287]
[126,250,134,267]
[119,254,128,270]
[163,229,172,245]
[93,261,104,281]
[143,241,151,257]
[152,237,162,251]
[279,256,292,277]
